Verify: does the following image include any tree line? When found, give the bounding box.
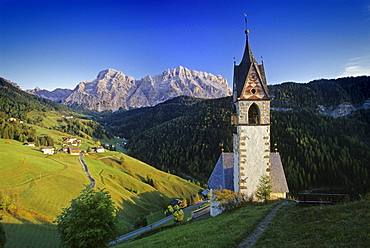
[101,77,370,196]
[0,78,113,144]
[0,77,70,120]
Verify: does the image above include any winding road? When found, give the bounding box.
[109,201,208,246]
[78,153,208,246]
[79,153,96,187]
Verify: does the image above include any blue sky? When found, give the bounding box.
[1,0,370,90]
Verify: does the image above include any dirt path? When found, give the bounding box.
[238,201,288,248]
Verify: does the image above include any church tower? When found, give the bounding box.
[208,22,288,216]
[231,29,271,199]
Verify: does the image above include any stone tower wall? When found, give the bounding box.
[233,100,271,199]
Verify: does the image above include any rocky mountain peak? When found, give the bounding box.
[97,68,126,81]
[26,67,232,112]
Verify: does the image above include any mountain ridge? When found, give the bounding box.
[26,66,232,112]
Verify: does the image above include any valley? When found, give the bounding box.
[0,75,369,247]
[0,79,203,247]
[0,139,202,247]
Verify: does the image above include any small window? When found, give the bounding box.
[251,89,256,94]
[231,103,237,125]
[248,103,260,124]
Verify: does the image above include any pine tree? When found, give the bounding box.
[255,174,272,202]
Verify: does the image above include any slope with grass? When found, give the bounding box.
[116,201,280,248]
[254,199,370,247]
[115,199,370,248]
[0,139,202,247]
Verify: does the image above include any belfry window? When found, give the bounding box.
[231,104,237,126]
[248,103,260,124]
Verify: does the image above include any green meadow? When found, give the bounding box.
[115,199,370,248]
[0,139,202,247]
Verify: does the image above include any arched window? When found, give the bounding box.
[231,104,237,126]
[248,103,260,124]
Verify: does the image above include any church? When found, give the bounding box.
[208,27,289,217]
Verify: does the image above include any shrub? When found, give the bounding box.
[55,186,117,248]
[255,174,272,202]
[213,189,241,211]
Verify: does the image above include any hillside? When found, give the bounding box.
[269,76,369,110]
[115,199,370,247]
[100,76,370,195]
[0,78,203,247]
[102,96,233,181]
[0,77,71,120]
[0,77,114,144]
[0,139,202,247]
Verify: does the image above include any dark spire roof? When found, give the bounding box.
[241,30,254,65]
[233,30,269,100]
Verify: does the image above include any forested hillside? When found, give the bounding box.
[102,76,370,195]
[0,77,70,120]
[0,77,113,143]
[272,109,369,194]
[269,76,369,109]
[101,96,233,181]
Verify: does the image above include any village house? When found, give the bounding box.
[68,146,81,155]
[63,137,82,147]
[7,117,17,122]
[63,137,81,143]
[208,26,289,217]
[169,199,183,207]
[23,142,35,147]
[40,146,56,154]
[94,146,105,153]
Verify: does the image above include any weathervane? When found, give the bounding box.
[244,13,249,34]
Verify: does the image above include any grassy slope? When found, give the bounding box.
[117,201,280,248]
[0,140,88,247]
[0,139,202,247]
[255,199,370,247]
[116,199,370,248]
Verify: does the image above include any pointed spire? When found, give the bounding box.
[239,13,254,66]
[240,32,254,65]
[233,16,270,101]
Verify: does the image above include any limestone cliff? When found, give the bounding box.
[29,66,231,112]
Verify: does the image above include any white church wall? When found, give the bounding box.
[209,189,224,217]
[236,125,270,199]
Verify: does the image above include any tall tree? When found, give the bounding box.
[55,186,117,248]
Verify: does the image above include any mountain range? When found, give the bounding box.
[27,66,232,112]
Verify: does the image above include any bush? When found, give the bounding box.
[173,205,184,223]
[134,214,148,228]
[213,189,241,211]
[255,174,272,202]
[55,186,117,248]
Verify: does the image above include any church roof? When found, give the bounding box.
[270,153,289,193]
[208,152,289,194]
[208,152,234,191]
[233,31,269,100]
